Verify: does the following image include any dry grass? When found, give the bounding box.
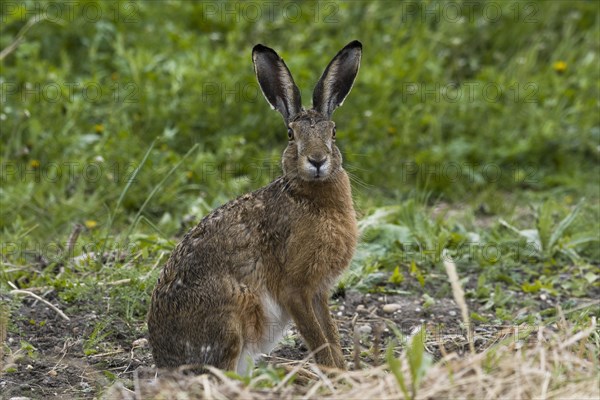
[103,318,599,400]
[105,254,599,399]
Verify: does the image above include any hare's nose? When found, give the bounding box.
[308,157,326,170]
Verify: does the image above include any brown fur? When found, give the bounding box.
[148,41,362,374]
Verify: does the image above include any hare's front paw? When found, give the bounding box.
[331,345,346,370]
[313,346,339,369]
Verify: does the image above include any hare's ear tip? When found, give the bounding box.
[253,44,274,54]
[347,40,362,49]
[252,44,264,56]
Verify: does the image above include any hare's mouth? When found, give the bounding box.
[300,157,331,181]
[301,173,329,182]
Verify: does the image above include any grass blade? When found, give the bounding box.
[547,198,585,251]
[125,143,199,240]
[101,138,157,259]
[386,340,410,399]
[407,327,431,398]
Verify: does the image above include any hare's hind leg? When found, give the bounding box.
[234,286,271,375]
[174,315,244,371]
[214,325,244,371]
[148,293,244,372]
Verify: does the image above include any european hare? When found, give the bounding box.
[148,41,362,375]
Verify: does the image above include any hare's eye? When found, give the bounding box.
[332,127,337,139]
[287,127,294,140]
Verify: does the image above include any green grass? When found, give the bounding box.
[344,195,599,322]
[0,0,599,382]
[2,1,599,242]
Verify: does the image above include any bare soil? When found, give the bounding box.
[0,286,542,399]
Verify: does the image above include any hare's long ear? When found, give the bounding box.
[313,40,362,119]
[253,44,302,124]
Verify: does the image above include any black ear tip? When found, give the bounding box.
[346,40,362,49]
[252,44,266,55]
[253,44,276,55]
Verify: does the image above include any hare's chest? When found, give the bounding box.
[294,210,358,275]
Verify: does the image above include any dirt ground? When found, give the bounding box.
[0,286,534,399]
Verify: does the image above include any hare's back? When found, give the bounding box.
[174,183,291,277]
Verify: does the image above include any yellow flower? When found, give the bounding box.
[85,220,98,229]
[553,61,567,73]
[94,124,104,134]
[185,171,193,179]
[29,159,40,168]
[564,195,573,205]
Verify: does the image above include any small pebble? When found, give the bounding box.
[449,310,457,317]
[382,303,402,314]
[356,304,368,314]
[48,369,57,377]
[357,324,372,335]
[377,297,384,302]
[515,341,524,350]
[540,294,547,301]
[132,338,148,348]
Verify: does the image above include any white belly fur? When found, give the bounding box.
[236,292,289,375]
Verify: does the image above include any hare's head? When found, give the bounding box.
[253,41,362,182]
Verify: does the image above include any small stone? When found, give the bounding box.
[515,340,524,350]
[540,294,547,301]
[132,338,148,348]
[357,324,372,335]
[377,297,384,302]
[449,310,457,317]
[48,369,57,377]
[25,365,33,370]
[356,304,368,314]
[382,303,402,314]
